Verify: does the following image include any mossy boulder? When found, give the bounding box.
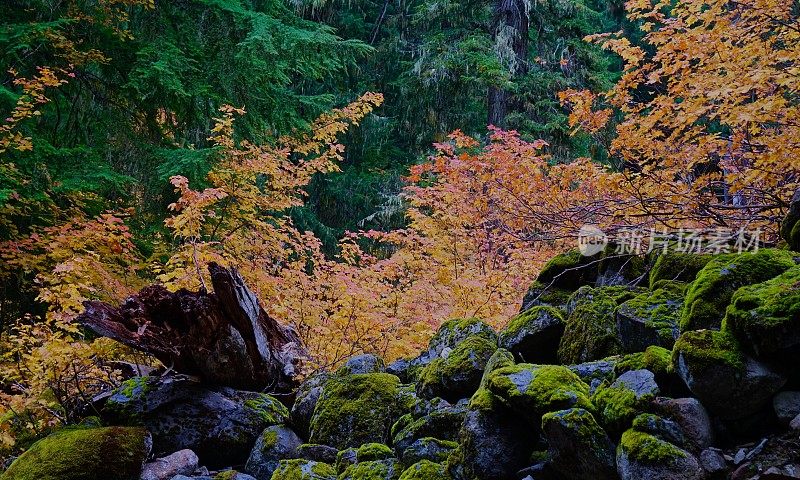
[724,265,800,357]
[270,459,336,480]
[591,370,658,436]
[446,394,534,480]
[596,248,647,287]
[614,346,671,377]
[0,426,151,480]
[398,460,451,480]
[541,408,616,480]
[536,249,600,290]
[680,249,797,331]
[648,251,713,289]
[244,425,303,480]
[309,373,403,449]
[569,358,619,394]
[356,443,395,462]
[338,459,403,480]
[558,286,635,364]
[478,348,515,390]
[520,280,573,311]
[101,375,287,468]
[416,335,497,402]
[391,404,466,454]
[399,438,457,467]
[672,330,786,419]
[336,448,358,474]
[616,429,703,480]
[486,364,593,422]
[427,318,497,358]
[499,306,565,363]
[616,288,683,352]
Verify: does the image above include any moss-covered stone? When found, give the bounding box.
[781,190,800,251]
[356,443,395,462]
[671,329,743,371]
[672,329,786,419]
[541,408,616,480]
[520,280,573,311]
[426,318,497,358]
[723,265,800,356]
[309,373,403,450]
[478,348,515,390]
[397,460,451,480]
[400,437,457,466]
[486,364,593,422]
[391,405,466,454]
[499,306,565,363]
[680,249,797,331]
[614,346,672,378]
[0,426,150,480]
[558,287,631,364]
[618,429,686,464]
[271,459,337,480]
[616,288,682,352]
[536,249,600,289]
[416,335,497,402]
[648,252,713,289]
[336,448,358,474]
[338,459,403,480]
[591,384,642,436]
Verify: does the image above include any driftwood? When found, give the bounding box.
[77,263,306,392]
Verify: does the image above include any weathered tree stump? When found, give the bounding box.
[77,263,306,392]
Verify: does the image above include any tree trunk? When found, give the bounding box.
[488,0,529,127]
[76,263,306,392]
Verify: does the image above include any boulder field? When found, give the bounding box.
[3,246,800,480]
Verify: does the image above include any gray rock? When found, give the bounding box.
[675,344,786,419]
[617,434,704,480]
[392,403,467,454]
[774,391,800,425]
[499,306,565,364]
[699,448,727,477]
[400,437,457,467]
[295,444,338,464]
[141,449,199,480]
[542,408,616,480]
[102,375,288,468]
[791,413,800,430]
[632,414,686,448]
[335,448,357,474]
[653,397,715,451]
[244,425,303,480]
[612,369,659,399]
[290,372,329,438]
[570,359,618,385]
[448,406,534,480]
[338,354,385,375]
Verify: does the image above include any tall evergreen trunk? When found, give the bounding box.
[488,0,529,127]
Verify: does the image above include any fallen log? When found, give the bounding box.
[76,263,306,392]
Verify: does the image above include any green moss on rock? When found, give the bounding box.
[357,443,395,462]
[536,249,599,289]
[614,346,672,377]
[244,394,290,425]
[271,459,337,480]
[618,429,686,464]
[398,460,451,480]
[648,252,713,289]
[681,249,796,331]
[724,265,800,356]
[591,384,641,435]
[559,287,628,364]
[671,329,744,371]
[616,288,683,351]
[520,281,573,309]
[1,426,150,480]
[339,459,403,480]
[486,364,593,421]
[417,335,497,402]
[427,318,497,357]
[309,373,403,450]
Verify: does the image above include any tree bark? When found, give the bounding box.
[488,0,529,127]
[76,263,306,392]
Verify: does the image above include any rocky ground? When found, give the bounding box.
[3,245,800,480]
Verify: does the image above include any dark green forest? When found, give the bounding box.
[0,0,624,251]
